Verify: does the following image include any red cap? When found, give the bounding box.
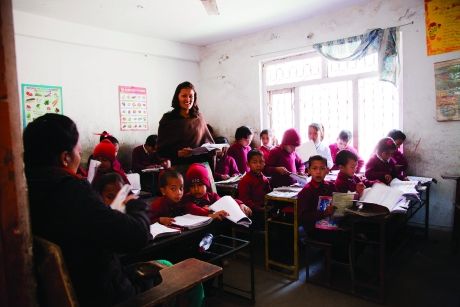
[185,163,211,189]
[93,139,116,162]
[281,128,301,147]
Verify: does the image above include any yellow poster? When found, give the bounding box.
[425,0,460,56]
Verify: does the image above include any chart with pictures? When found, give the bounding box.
[119,86,148,131]
[21,84,63,127]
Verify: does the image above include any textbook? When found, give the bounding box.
[315,196,339,230]
[110,184,131,213]
[209,195,252,227]
[289,172,309,186]
[87,159,101,184]
[390,178,420,195]
[141,166,163,173]
[297,141,317,162]
[191,143,230,156]
[215,174,244,184]
[407,176,435,185]
[352,183,409,215]
[332,192,356,218]
[172,214,213,229]
[149,223,181,240]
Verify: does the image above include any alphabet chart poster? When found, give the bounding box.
[21,84,63,127]
[118,86,148,131]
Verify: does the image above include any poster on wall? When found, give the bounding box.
[425,0,460,56]
[434,58,460,121]
[119,86,148,131]
[21,84,63,127]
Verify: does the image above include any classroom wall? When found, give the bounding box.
[198,0,460,228]
[13,10,201,168]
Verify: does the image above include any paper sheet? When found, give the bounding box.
[87,159,101,184]
[209,196,252,227]
[149,223,181,240]
[297,141,317,162]
[173,214,212,229]
[110,184,131,213]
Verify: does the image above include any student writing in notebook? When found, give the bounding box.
[258,129,274,162]
[334,150,376,198]
[92,139,130,184]
[308,123,333,169]
[387,129,409,179]
[226,126,253,174]
[329,130,364,172]
[131,135,171,173]
[214,136,240,181]
[182,163,251,219]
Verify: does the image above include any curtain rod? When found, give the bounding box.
[250,21,414,58]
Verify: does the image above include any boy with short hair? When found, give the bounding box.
[329,130,364,172]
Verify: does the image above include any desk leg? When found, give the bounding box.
[249,229,255,304]
[379,221,385,303]
[425,187,430,240]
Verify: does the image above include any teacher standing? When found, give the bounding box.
[157,81,215,167]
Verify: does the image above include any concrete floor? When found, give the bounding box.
[206,228,460,307]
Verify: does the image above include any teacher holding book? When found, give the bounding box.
[157,81,215,167]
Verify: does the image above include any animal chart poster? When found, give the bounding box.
[21,84,63,127]
[434,58,460,121]
[425,0,460,56]
[119,86,148,131]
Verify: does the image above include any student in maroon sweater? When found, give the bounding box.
[149,169,185,225]
[365,137,405,184]
[265,128,305,188]
[92,139,130,185]
[258,129,274,162]
[334,150,376,197]
[388,129,409,178]
[214,136,240,181]
[131,135,170,173]
[182,163,251,219]
[227,126,253,174]
[329,130,364,172]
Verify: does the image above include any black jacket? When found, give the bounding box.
[27,167,150,306]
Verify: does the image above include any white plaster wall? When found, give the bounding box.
[199,0,460,228]
[14,11,200,168]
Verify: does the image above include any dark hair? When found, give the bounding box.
[335,150,358,166]
[159,169,183,188]
[260,129,272,138]
[247,149,263,162]
[308,155,327,168]
[92,172,123,194]
[338,130,352,143]
[99,131,119,145]
[376,137,397,154]
[145,135,158,147]
[214,136,229,144]
[171,81,199,117]
[387,129,406,141]
[235,126,253,140]
[23,113,79,168]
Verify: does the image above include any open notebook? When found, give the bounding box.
[209,196,252,227]
[172,214,213,229]
[149,223,181,240]
[355,183,409,215]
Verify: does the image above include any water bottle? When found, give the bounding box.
[198,233,214,253]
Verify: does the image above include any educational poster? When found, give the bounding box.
[21,84,63,127]
[425,0,460,56]
[434,58,460,121]
[118,86,148,131]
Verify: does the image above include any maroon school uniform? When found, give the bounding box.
[265,146,305,188]
[215,155,240,181]
[329,143,365,172]
[335,171,376,193]
[182,192,221,216]
[259,145,272,162]
[149,196,184,224]
[365,154,402,183]
[227,143,251,174]
[131,145,162,173]
[238,171,272,211]
[391,149,408,178]
[297,180,336,231]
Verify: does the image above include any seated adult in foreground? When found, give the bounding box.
[23,113,152,306]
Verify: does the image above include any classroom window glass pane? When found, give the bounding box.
[327,53,378,77]
[269,90,294,141]
[265,57,322,86]
[299,81,353,144]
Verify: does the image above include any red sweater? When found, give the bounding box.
[259,145,272,162]
[131,145,163,173]
[182,192,221,216]
[238,171,271,211]
[265,146,305,188]
[329,143,365,172]
[149,196,184,224]
[297,180,336,231]
[334,171,376,193]
[391,150,408,178]
[365,154,402,183]
[227,143,251,174]
[215,155,240,181]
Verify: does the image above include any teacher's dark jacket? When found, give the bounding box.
[26,167,151,306]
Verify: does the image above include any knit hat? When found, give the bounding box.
[93,139,116,162]
[281,128,301,147]
[185,163,211,189]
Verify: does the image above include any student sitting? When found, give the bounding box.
[329,130,364,172]
[265,128,305,188]
[308,123,333,169]
[258,129,274,162]
[365,137,405,184]
[149,169,185,225]
[92,172,136,206]
[92,139,130,184]
[214,136,240,181]
[182,163,251,219]
[88,130,126,173]
[388,129,409,178]
[227,126,253,174]
[131,135,170,173]
[334,150,376,197]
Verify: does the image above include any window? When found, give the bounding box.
[262,52,400,161]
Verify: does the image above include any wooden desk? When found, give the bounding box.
[441,174,460,253]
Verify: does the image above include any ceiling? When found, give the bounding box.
[13,0,365,46]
